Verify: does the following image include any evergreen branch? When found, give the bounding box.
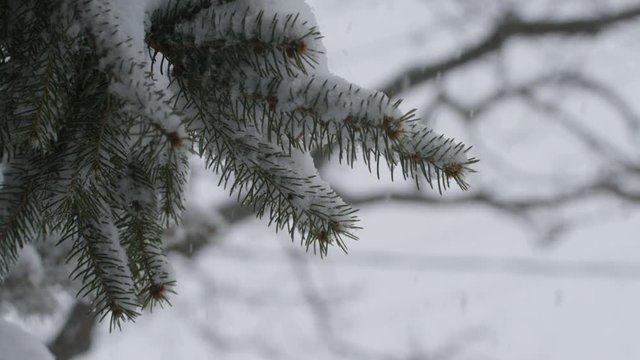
[64,198,139,331]
[148,7,322,77]
[155,145,189,225]
[148,0,215,38]
[0,1,76,152]
[75,98,122,175]
[230,74,477,191]
[157,2,477,252]
[116,159,174,309]
[0,155,43,276]
[185,90,358,254]
[2,33,69,152]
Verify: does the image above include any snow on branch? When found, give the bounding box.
[0,0,477,325]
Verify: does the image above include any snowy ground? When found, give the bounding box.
[9,1,640,359]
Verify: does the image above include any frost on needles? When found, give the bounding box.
[0,0,478,328]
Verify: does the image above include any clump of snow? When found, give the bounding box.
[0,319,54,360]
[93,215,139,314]
[7,245,44,286]
[79,0,183,133]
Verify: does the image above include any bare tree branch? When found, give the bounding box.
[213,244,640,280]
[382,5,640,96]
[344,178,640,216]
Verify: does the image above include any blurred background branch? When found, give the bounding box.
[382,4,640,96]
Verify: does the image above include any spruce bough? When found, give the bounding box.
[0,0,478,328]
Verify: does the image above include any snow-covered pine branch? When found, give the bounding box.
[0,0,477,325]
